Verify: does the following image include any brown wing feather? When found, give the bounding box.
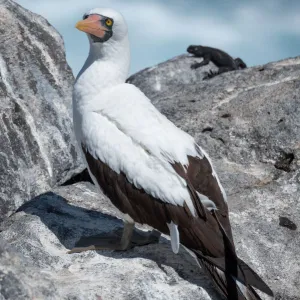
[83,146,273,298]
[83,146,226,257]
[171,152,234,244]
[187,154,234,243]
[172,161,207,220]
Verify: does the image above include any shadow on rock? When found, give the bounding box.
[16,191,221,300]
[16,191,122,250]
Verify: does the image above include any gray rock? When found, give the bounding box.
[0,182,218,300]
[0,0,84,221]
[128,55,300,299]
[127,54,218,100]
[0,239,60,299]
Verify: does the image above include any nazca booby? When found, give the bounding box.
[71,8,273,300]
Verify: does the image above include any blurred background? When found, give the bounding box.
[16,0,300,76]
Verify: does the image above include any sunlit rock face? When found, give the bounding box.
[128,54,300,300]
[0,0,84,221]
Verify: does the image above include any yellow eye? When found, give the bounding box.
[105,19,113,26]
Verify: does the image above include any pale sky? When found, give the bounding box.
[16,0,300,76]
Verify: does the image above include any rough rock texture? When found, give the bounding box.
[0,0,84,221]
[127,55,300,299]
[0,182,218,300]
[0,240,60,299]
[127,54,218,99]
[1,32,300,299]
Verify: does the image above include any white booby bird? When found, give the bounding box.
[71,8,273,300]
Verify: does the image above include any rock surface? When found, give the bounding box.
[0,0,84,221]
[128,55,300,299]
[126,54,218,99]
[0,240,60,299]
[1,53,300,300]
[0,182,219,300]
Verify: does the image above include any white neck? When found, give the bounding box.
[73,35,130,111]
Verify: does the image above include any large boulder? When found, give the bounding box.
[1,53,299,299]
[128,55,300,299]
[128,54,300,193]
[0,0,84,221]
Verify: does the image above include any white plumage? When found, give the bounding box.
[72,8,274,300]
[73,7,222,248]
[74,81,207,215]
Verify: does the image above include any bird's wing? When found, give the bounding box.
[82,84,226,208]
[78,83,273,297]
[79,82,229,249]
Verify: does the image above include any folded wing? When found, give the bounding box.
[79,83,273,299]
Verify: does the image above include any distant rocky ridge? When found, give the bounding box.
[0,1,300,299]
[0,0,84,221]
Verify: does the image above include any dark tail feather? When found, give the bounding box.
[194,253,273,297]
[195,253,265,300]
[236,258,273,296]
[249,285,264,299]
[189,211,273,299]
[207,211,273,297]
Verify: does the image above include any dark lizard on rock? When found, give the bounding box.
[187,45,247,79]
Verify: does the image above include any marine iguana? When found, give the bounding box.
[187,45,247,79]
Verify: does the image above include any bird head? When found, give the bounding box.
[75,8,128,44]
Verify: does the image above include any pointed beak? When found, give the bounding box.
[75,15,107,38]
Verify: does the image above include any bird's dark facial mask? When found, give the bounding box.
[76,14,113,43]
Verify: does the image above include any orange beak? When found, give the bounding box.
[75,15,107,38]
